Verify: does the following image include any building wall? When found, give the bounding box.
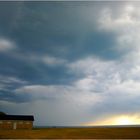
[0,120,33,130]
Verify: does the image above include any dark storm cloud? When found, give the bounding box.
[0,1,121,88]
[0,1,121,60]
[0,1,124,87]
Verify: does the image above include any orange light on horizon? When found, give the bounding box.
[85,115,140,126]
[114,116,134,125]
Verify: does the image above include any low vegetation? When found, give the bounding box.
[1,127,140,139]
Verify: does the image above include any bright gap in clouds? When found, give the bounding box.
[86,115,140,126]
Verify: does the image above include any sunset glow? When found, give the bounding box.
[114,116,136,125]
[86,115,140,126]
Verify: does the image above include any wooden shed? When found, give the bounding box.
[0,112,34,130]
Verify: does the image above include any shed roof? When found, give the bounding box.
[0,115,34,121]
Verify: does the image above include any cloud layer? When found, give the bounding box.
[1,1,140,126]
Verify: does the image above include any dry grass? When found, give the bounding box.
[1,127,140,139]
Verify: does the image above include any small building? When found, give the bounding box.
[0,112,34,130]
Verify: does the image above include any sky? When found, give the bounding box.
[1,1,140,126]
